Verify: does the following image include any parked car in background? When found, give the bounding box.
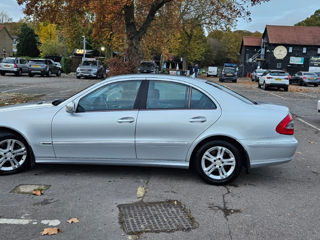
[28,59,62,77]
[219,64,238,83]
[207,66,218,77]
[290,72,319,87]
[258,70,289,91]
[251,69,267,82]
[76,59,104,79]
[0,74,298,185]
[0,57,29,76]
[138,61,159,74]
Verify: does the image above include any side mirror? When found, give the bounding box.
[66,102,76,114]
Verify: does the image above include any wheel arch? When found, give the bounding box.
[189,135,250,172]
[0,126,35,168]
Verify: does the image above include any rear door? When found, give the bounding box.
[136,80,221,161]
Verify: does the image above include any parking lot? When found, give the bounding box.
[0,74,320,240]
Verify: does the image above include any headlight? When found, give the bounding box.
[76,67,80,72]
[92,69,97,73]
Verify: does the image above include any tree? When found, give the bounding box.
[16,23,40,57]
[17,0,269,71]
[295,9,320,26]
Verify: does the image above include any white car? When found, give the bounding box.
[318,100,320,112]
[258,70,290,91]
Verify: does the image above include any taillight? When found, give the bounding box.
[266,77,273,79]
[276,114,294,135]
[303,77,307,80]
[14,64,18,68]
[288,75,291,79]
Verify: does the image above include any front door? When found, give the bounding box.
[52,80,142,160]
[136,80,221,161]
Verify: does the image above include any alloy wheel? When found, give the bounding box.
[0,139,27,172]
[201,146,236,180]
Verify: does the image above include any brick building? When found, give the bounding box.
[0,25,13,58]
[240,25,320,76]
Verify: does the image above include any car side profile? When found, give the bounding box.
[0,57,29,76]
[258,70,290,91]
[28,59,62,77]
[0,75,298,185]
[290,72,320,87]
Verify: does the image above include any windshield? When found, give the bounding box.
[140,62,154,68]
[82,61,97,66]
[30,60,46,64]
[2,58,15,63]
[206,81,257,105]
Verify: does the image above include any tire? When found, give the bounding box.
[314,84,318,87]
[76,76,81,79]
[15,69,22,76]
[299,80,303,86]
[258,82,261,88]
[194,140,242,185]
[0,133,31,175]
[1,72,5,76]
[263,81,269,90]
[56,69,61,77]
[232,79,237,83]
[284,86,289,91]
[28,72,33,77]
[46,70,51,77]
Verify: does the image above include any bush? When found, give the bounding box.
[61,56,72,74]
[108,56,137,76]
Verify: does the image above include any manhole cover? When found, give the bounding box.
[118,200,198,234]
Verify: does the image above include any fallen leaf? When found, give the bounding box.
[41,227,62,236]
[67,218,80,224]
[32,189,43,196]
[137,186,145,199]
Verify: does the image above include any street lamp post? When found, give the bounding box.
[82,36,86,62]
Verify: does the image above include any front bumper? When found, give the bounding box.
[77,72,98,78]
[241,137,298,168]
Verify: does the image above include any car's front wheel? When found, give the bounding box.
[195,140,242,185]
[0,133,30,175]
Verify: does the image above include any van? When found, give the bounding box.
[207,66,218,77]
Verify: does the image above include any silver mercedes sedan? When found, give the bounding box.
[0,75,298,184]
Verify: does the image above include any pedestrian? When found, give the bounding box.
[194,64,199,78]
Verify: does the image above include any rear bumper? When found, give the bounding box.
[266,83,288,88]
[0,68,18,73]
[240,137,298,168]
[304,80,320,84]
[220,76,237,81]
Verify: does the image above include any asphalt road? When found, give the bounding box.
[0,74,319,240]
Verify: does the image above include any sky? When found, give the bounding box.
[1,0,319,32]
[235,0,320,32]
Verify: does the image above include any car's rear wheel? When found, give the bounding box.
[195,140,242,185]
[314,84,318,87]
[1,72,5,76]
[262,81,269,90]
[0,134,30,175]
[15,69,22,76]
[56,69,61,77]
[284,86,289,91]
[28,72,33,77]
[46,70,51,77]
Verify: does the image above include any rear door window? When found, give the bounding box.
[190,88,216,109]
[146,81,188,109]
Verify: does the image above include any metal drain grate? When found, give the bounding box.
[118,200,197,234]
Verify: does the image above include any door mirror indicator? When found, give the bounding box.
[66,102,76,113]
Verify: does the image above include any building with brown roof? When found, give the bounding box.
[239,36,262,76]
[240,25,320,76]
[0,25,13,58]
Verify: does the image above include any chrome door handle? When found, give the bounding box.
[189,116,207,123]
[117,117,135,123]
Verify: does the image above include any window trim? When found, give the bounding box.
[76,80,143,113]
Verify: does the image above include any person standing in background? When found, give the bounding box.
[194,64,199,78]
